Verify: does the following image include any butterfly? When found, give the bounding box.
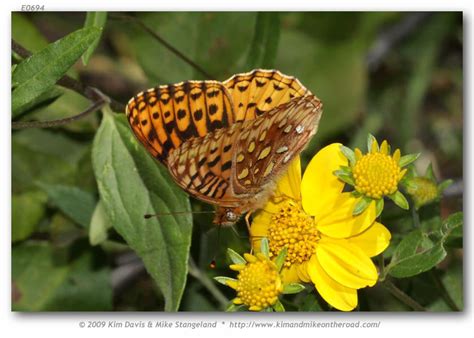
[125,69,322,226]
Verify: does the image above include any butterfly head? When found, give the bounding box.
[213,207,241,226]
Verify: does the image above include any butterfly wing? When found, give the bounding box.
[125,81,234,164]
[231,95,323,195]
[223,69,310,122]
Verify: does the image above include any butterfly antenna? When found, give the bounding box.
[144,210,215,219]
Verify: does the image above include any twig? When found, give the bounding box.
[109,13,215,79]
[12,88,109,129]
[366,13,432,71]
[12,39,125,113]
[188,257,228,309]
[383,279,427,311]
[430,269,460,311]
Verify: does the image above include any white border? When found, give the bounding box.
[2,1,473,337]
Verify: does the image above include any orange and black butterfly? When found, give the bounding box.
[125,70,322,226]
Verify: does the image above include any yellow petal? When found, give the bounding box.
[233,298,243,305]
[250,211,272,251]
[347,222,391,257]
[301,143,346,217]
[371,139,378,153]
[281,265,300,284]
[296,261,311,283]
[307,256,358,311]
[226,280,239,290]
[316,192,376,238]
[249,305,262,311]
[393,149,401,163]
[316,239,378,289]
[355,148,363,160]
[244,253,257,263]
[230,264,245,271]
[380,140,389,155]
[273,157,302,201]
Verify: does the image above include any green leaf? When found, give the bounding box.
[272,299,285,312]
[388,190,409,210]
[425,163,436,180]
[37,183,96,228]
[13,86,63,119]
[399,153,421,167]
[226,303,244,312]
[92,111,192,311]
[12,26,101,116]
[246,12,280,69]
[12,13,48,53]
[438,179,453,193]
[213,276,236,286]
[340,145,356,165]
[227,248,247,265]
[260,237,270,258]
[441,212,463,235]
[375,198,384,218]
[353,196,371,215]
[12,190,47,242]
[12,242,112,311]
[282,283,306,294]
[274,246,288,272]
[388,243,446,278]
[89,200,112,246]
[82,12,107,65]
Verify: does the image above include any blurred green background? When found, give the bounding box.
[12,12,462,311]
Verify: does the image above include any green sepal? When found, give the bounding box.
[375,198,384,218]
[353,196,372,215]
[367,133,378,152]
[227,248,246,265]
[275,246,288,272]
[388,190,409,210]
[272,299,285,312]
[260,237,270,258]
[226,303,244,312]
[333,169,356,186]
[214,276,237,286]
[438,179,453,193]
[282,283,306,294]
[340,145,356,166]
[399,153,421,167]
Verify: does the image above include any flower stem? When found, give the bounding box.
[188,257,228,309]
[411,205,421,228]
[430,269,460,311]
[383,280,426,311]
[377,253,386,281]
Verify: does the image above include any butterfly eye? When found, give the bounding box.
[225,210,237,223]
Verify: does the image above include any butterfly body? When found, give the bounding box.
[126,70,322,226]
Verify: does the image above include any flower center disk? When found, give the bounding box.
[353,152,401,199]
[268,200,319,266]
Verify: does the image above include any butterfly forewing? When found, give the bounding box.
[223,69,310,122]
[126,81,234,164]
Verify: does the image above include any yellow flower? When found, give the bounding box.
[336,135,419,214]
[250,143,391,311]
[215,244,305,312]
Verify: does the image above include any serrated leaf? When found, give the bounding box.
[227,248,247,265]
[340,145,356,165]
[246,12,280,69]
[353,196,371,215]
[214,276,236,286]
[92,111,192,311]
[282,283,305,294]
[89,199,112,246]
[399,153,421,167]
[12,27,101,116]
[388,190,409,210]
[37,183,96,228]
[82,12,107,65]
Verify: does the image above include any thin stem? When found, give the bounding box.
[430,269,460,311]
[12,39,125,113]
[109,13,214,79]
[383,279,426,311]
[188,257,228,309]
[12,91,108,129]
[377,253,386,281]
[412,204,421,228]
